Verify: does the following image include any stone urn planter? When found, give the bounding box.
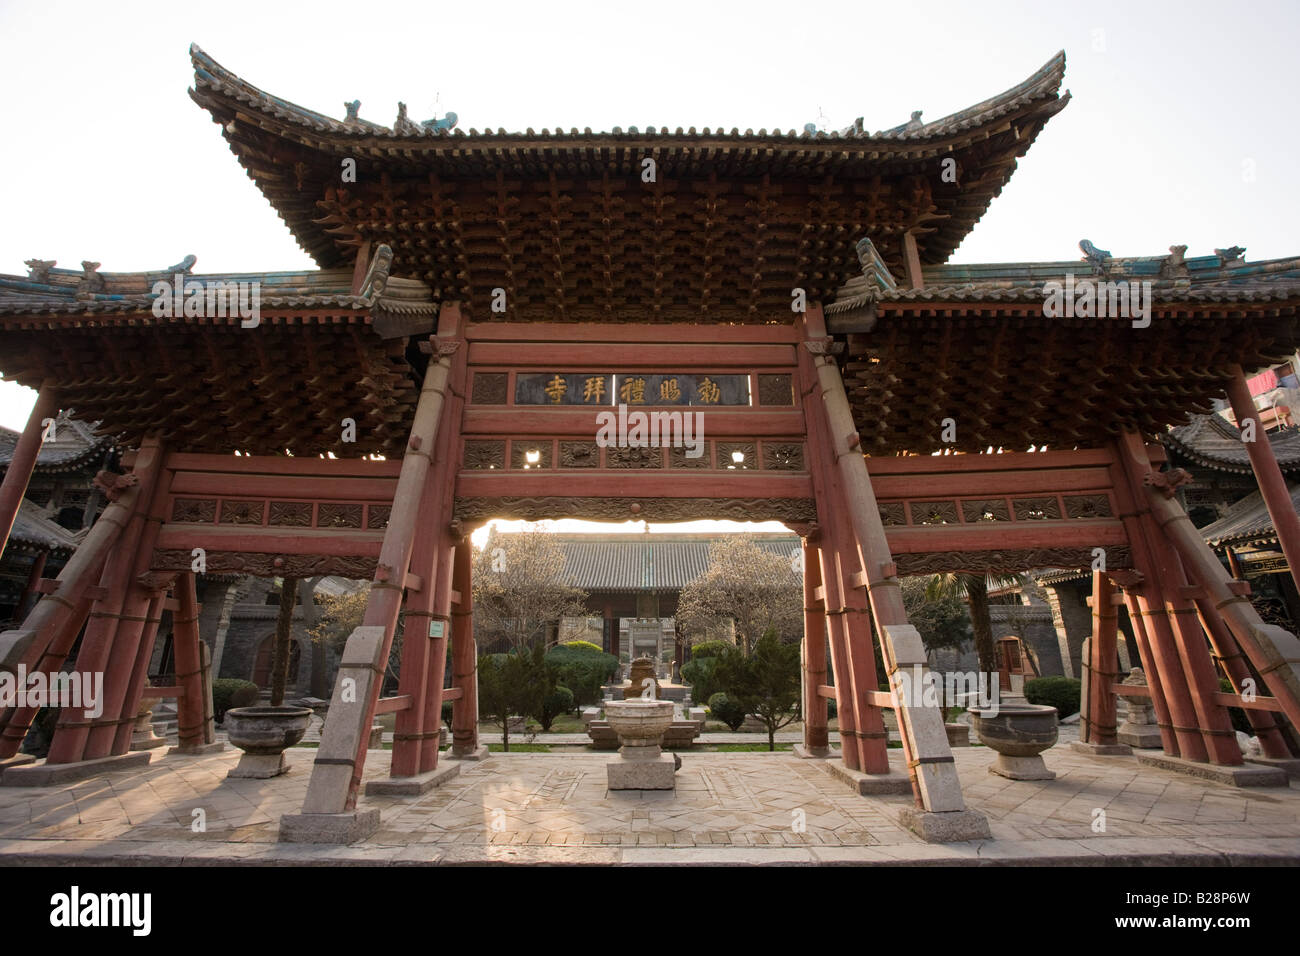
[603,698,678,789]
[224,705,312,779]
[969,702,1059,780]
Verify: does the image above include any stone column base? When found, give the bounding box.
[449,744,489,761]
[897,807,992,843]
[1117,726,1163,748]
[0,753,35,778]
[227,751,289,779]
[1070,740,1133,756]
[168,741,227,756]
[1137,752,1288,787]
[792,743,835,759]
[1243,755,1300,779]
[130,735,167,752]
[364,762,460,796]
[825,759,913,795]
[279,808,381,844]
[608,752,676,790]
[1,751,152,787]
[988,753,1056,781]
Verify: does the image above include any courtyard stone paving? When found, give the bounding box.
[0,742,1298,865]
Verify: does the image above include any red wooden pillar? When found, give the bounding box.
[1118,588,1178,755]
[800,535,829,754]
[1226,364,1300,597]
[46,437,167,765]
[108,587,170,756]
[171,572,216,750]
[817,541,860,770]
[18,549,48,618]
[418,530,455,773]
[449,537,480,756]
[0,386,58,558]
[0,594,93,758]
[1084,571,1120,745]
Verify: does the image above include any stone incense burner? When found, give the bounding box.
[969,701,1059,781]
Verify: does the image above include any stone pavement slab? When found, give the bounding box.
[0,742,1296,865]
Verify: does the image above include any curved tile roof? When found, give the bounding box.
[1199,483,1300,549]
[1162,413,1300,475]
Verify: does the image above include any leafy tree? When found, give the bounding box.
[477,645,554,751]
[707,692,747,731]
[924,572,1021,675]
[712,632,802,750]
[545,642,618,706]
[472,528,590,651]
[901,577,972,656]
[676,535,802,655]
[269,577,298,707]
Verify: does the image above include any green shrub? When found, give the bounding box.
[826,698,837,719]
[546,643,619,706]
[707,692,747,731]
[681,658,721,704]
[539,685,575,731]
[1218,678,1253,735]
[1024,676,1081,717]
[442,699,454,730]
[690,640,732,660]
[213,679,260,723]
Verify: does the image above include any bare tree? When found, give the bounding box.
[472,527,589,652]
[675,535,802,656]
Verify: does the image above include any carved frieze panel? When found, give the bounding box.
[172,498,217,523]
[762,442,805,471]
[367,504,391,529]
[471,372,508,405]
[268,501,313,527]
[961,499,1011,522]
[219,500,265,525]
[151,548,376,579]
[560,441,599,468]
[716,441,756,470]
[669,443,711,468]
[878,503,906,526]
[464,440,506,470]
[1013,496,1062,520]
[454,496,817,525]
[510,441,553,470]
[909,500,959,525]
[318,503,363,528]
[757,374,793,406]
[895,546,1132,576]
[1063,494,1113,519]
[606,445,663,469]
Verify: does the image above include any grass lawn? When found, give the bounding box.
[707,743,795,752]
[489,743,552,753]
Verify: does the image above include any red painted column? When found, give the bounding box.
[108,588,169,756]
[0,595,93,758]
[171,572,214,750]
[1226,365,1300,597]
[800,536,829,754]
[391,467,440,778]
[418,531,454,773]
[449,537,479,756]
[18,549,48,618]
[46,437,167,765]
[817,541,860,770]
[1119,588,1178,754]
[1084,572,1120,745]
[0,386,58,558]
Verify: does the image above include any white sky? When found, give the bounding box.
[1,1,1296,535]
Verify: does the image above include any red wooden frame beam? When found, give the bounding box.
[461,409,806,435]
[374,695,414,715]
[468,343,794,368]
[465,322,800,344]
[885,520,1128,553]
[164,453,402,478]
[455,472,812,500]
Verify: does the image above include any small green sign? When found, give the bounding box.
[429,620,446,639]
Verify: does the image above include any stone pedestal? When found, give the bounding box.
[279,809,381,844]
[944,722,970,747]
[365,762,459,796]
[1116,669,1163,748]
[130,699,167,751]
[989,752,1057,781]
[897,807,993,843]
[368,723,384,749]
[229,752,291,779]
[2,751,152,787]
[603,698,677,790]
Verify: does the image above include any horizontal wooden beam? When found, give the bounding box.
[870,469,1114,498]
[168,473,398,500]
[455,472,813,501]
[143,685,183,698]
[164,453,402,478]
[373,695,414,715]
[156,527,385,556]
[467,342,794,368]
[817,684,837,700]
[885,519,1128,554]
[864,446,1163,474]
[442,687,464,701]
[461,408,806,436]
[1214,692,1284,713]
[465,322,800,344]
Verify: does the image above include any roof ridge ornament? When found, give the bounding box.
[1079,239,1111,277]
[1215,246,1247,268]
[855,237,898,292]
[165,254,197,275]
[24,259,55,283]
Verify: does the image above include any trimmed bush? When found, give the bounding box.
[546,643,619,707]
[681,657,721,704]
[707,692,747,732]
[690,640,732,660]
[1024,676,1081,718]
[213,679,260,723]
[539,685,575,732]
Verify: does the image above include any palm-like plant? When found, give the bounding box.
[924,572,1024,675]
